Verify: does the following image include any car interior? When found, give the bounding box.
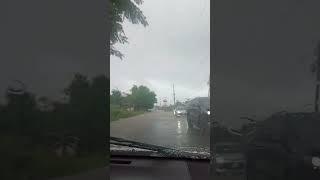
[6,0,320,179]
[110,155,210,180]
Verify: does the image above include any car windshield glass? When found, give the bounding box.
[110,0,210,158]
[176,107,185,110]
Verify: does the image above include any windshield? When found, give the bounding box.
[176,107,185,111]
[110,0,210,158]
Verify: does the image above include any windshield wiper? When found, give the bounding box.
[110,136,210,159]
[110,136,175,153]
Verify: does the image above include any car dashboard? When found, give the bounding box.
[110,155,210,180]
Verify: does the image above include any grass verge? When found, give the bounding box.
[0,135,107,179]
[110,105,144,122]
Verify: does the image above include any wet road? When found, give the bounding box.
[110,110,209,152]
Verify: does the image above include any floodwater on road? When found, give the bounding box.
[110,110,210,153]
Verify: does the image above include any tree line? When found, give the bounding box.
[0,73,108,156]
[110,85,157,111]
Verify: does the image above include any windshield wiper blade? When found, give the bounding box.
[110,136,176,154]
[110,136,210,159]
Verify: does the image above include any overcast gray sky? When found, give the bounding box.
[110,0,210,105]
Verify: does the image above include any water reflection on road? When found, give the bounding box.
[177,120,182,134]
[110,111,210,153]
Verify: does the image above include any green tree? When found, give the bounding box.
[110,89,122,105]
[59,74,91,153]
[61,74,109,153]
[110,0,148,59]
[5,89,38,135]
[87,75,108,152]
[64,73,91,108]
[130,85,157,111]
[118,93,132,109]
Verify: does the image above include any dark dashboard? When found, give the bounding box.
[110,156,210,180]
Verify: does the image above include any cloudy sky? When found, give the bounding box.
[110,0,210,105]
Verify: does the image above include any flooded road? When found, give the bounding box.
[110,110,209,153]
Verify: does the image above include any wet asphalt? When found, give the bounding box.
[110,110,210,153]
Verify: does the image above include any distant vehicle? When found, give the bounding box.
[173,106,187,117]
[147,107,157,112]
[185,97,210,133]
[213,142,246,176]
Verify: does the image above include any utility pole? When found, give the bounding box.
[173,84,176,107]
[314,41,320,112]
[208,74,210,98]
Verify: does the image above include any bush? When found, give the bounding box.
[110,105,143,121]
[0,135,107,179]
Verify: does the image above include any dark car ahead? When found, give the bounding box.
[185,97,210,134]
[173,106,187,117]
